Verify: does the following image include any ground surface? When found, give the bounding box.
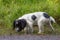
[0,35,60,40]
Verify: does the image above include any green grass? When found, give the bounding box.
[0,0,60,35]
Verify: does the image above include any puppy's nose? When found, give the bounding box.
[15,28,19,32]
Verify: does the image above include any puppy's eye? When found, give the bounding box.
[16,22,18,24]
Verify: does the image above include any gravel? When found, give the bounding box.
[0,35,60,40]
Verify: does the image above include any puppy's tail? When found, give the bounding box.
[50,16,56,23]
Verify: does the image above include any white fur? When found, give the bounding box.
[17,12,56,34]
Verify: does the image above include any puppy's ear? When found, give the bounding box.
[13,20,16,30]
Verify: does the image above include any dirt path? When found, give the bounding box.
[0,35,60,40]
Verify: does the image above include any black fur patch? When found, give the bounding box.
[13,19,27,32]
[43,13,50,18]
[31,15,36,20]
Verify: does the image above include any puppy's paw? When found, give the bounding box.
[38,32,41,34]
[38,32,44,35]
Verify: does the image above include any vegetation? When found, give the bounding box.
[0,0,60,35]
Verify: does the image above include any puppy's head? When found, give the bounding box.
[13,19,27,32]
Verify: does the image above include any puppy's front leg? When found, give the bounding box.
[49,21,55,31]
[27,21,33,34]
[28,23,33,34]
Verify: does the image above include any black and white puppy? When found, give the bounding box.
[13,12,56,34]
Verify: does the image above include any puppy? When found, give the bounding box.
[13,12,56,34]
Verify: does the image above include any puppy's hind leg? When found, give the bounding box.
[38,18,44,34]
